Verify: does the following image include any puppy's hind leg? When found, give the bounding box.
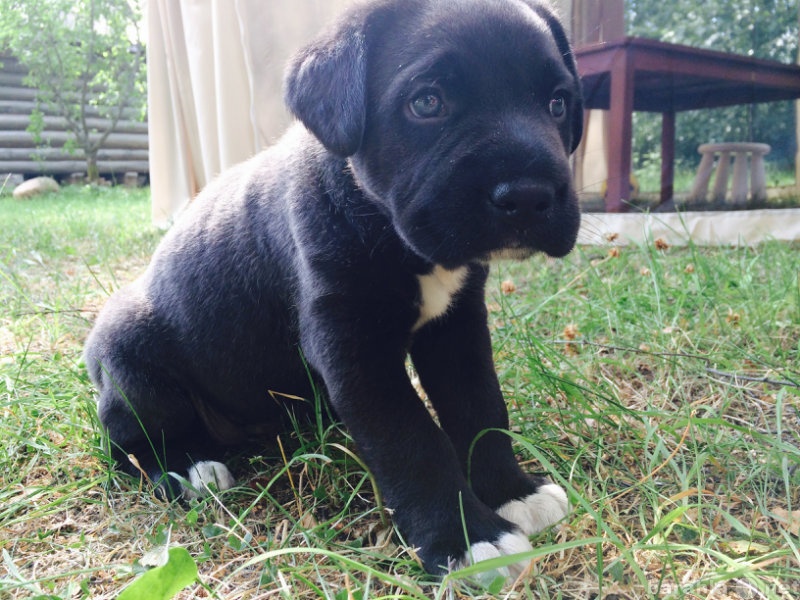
[183,460,237,499]
[91,356,233,499]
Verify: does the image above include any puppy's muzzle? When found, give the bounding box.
[487,177,579,259]
[489,179,555,221]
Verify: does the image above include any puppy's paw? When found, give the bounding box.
[457,530,534,582]
[495,482,569,536]
[183,461,235,499]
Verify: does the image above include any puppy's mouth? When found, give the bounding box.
[393,174,580,268]
[405,202,579,269]
[487,247,537,261]
[483,179,580,260]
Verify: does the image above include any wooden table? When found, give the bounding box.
[575,37,800,212]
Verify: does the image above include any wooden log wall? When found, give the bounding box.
[0,55,149,180]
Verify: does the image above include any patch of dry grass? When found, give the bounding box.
[1,187,799,599]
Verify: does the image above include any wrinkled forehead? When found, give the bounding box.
[421,0,556,55]
[368,0,570,93]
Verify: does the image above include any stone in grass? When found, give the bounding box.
[67,172,86,185]
[12,176,60,199]
[123,171,140,188]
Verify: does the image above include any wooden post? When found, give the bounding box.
[601,0,626,41]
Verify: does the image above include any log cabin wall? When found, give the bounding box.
[0,54,149,181]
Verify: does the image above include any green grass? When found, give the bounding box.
[1,186,799,599]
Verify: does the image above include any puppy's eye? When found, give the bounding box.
[410,92,446,119]
[549,94,567,119]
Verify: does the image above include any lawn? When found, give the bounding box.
[1,186,798,599]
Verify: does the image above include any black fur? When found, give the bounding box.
[84,0,583,575]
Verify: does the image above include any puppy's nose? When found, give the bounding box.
[489,179,555,219]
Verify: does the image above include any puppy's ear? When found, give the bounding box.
[284,14,367,157]
[530,4,585,153]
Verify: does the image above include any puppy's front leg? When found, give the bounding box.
[300,295,528,576]
[409,269,569,540]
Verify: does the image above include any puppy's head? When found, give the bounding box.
[286,0,583,268]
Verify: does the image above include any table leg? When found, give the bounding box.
[605,50,634,212]
[660,111,676,205]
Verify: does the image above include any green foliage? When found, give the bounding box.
[626,0,799,172]
[0,0,146,181]
[117,547,199,600]
[628,0,798,62]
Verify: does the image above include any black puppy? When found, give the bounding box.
[84,0,583,578]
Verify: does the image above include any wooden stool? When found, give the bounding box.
[689,142,771,205]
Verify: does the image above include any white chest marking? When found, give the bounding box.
[413,265,468,332]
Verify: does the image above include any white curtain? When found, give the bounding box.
[146,0,353,226]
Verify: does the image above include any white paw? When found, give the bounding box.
[495,483,569,536]
[183,461,235,499]
[458,530,534,583]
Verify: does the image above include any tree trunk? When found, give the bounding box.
[86,152,99,183]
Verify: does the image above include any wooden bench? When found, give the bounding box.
[688,142,771,205]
